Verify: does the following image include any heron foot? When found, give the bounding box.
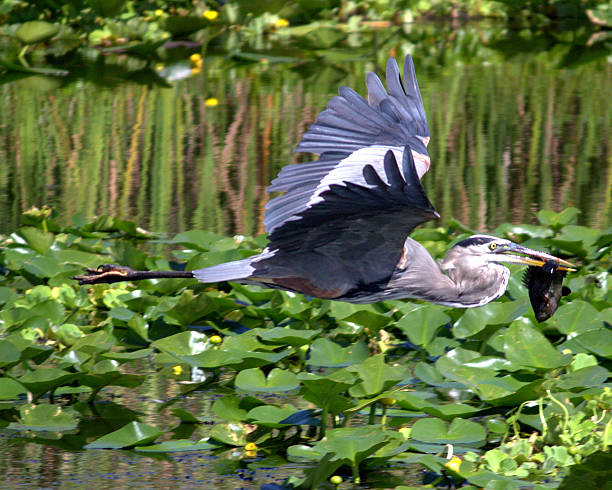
[73,264,135,285]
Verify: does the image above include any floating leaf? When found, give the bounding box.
[8,404,78,432]
[313,426,389,465]
[135,439,217,453]
[257,327,321,346]
[307,338,369,368]
[235,368,299,393]
[453,300,527,339]
[347,354,406,398]
[504,321,565,369]
[573,329,612,358]
[247,405,298,428]
[410,417,486,446]
[209,422,248,446]
[18,368,80,397]
[396,304,451,347]
[84,422,162,449]
[0,378,27,401]
[16,21,59,44]
[554,301,601,335]
[18,226,54,254]
[212,395,264,422]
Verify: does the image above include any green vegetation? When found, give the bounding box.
[1,0,611,78]
[0,206,610,487]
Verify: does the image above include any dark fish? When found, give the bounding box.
[523,259,571,322]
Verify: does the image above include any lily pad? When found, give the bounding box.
[135,439,217,453]
[235,367,299,393]
[209,422,248,446]
[0,378,28,401]
[347,354,406,398]
[247,405,298,428]
[8,404,78,432]
[504,321,565,369]
[84,422,162,449]
[313,426,389,465]
[410,417,487,446]
[16,21,59,44]
[307,338,369,368]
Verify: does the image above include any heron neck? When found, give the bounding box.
[387,243,510,307]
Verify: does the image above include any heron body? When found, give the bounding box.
[191,56,573,307]
[77,55,573,310]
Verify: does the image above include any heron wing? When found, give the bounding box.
[256,150,438,294]
[267,55,431,236]
[295,55,430,156]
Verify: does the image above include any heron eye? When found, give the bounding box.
[489,243,498,251]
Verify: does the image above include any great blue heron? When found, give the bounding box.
[76,55,573,310]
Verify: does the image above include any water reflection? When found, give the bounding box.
[1,38,610,236]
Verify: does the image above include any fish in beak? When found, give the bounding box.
[491,243,575,271]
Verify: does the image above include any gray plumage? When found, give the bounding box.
[191,55,573,308]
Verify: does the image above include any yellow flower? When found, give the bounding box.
[191,67,201,75]
[444,456,462,473]
[398,427,410,439]
[172,365,183,375]
[205,98,219,107]
[274,18,290,28]
[203,10,218,21]
[190,53,202,63]
[245,442,258,451]
[154,9,164,16]
[244,450,257,457]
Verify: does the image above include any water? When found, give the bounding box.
[1,25,611,237]
[1,20,611,487]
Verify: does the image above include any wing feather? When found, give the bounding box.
[263,55,434,278]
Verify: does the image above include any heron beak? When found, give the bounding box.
[494,243,575,271]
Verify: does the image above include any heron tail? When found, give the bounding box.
[192,257,255,283]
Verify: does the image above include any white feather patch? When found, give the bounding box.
[305,145,429,208]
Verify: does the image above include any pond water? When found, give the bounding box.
[1,20,611,488]
[1,22,611,238]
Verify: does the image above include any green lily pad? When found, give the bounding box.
[84,422,162,449]
[396,304,451,347]
[8,404,78,432]
[0,340,21,368]
[504,321,565,369]
[18,226,55,254]
[347,354,406,398]
[212,395,264,422]
[307,338,369,367]
[298,371,356,413]
[410,417,487,446]
[135,439,217,453]
[18,368,80,397]
[246,404,298,428]
[209,422,248,446]
[313,426,389,465]
[256,327,321,346]
[556,365,609,390]
[573,329,612,358]
[235,367,299,393]
[16,21,59,44]
[453,300,527,339]
[0,378,28,401]
[554,301,602,335]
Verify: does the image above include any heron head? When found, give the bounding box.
[450,235,574,271]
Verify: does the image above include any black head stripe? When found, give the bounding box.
[454,236,496,248]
